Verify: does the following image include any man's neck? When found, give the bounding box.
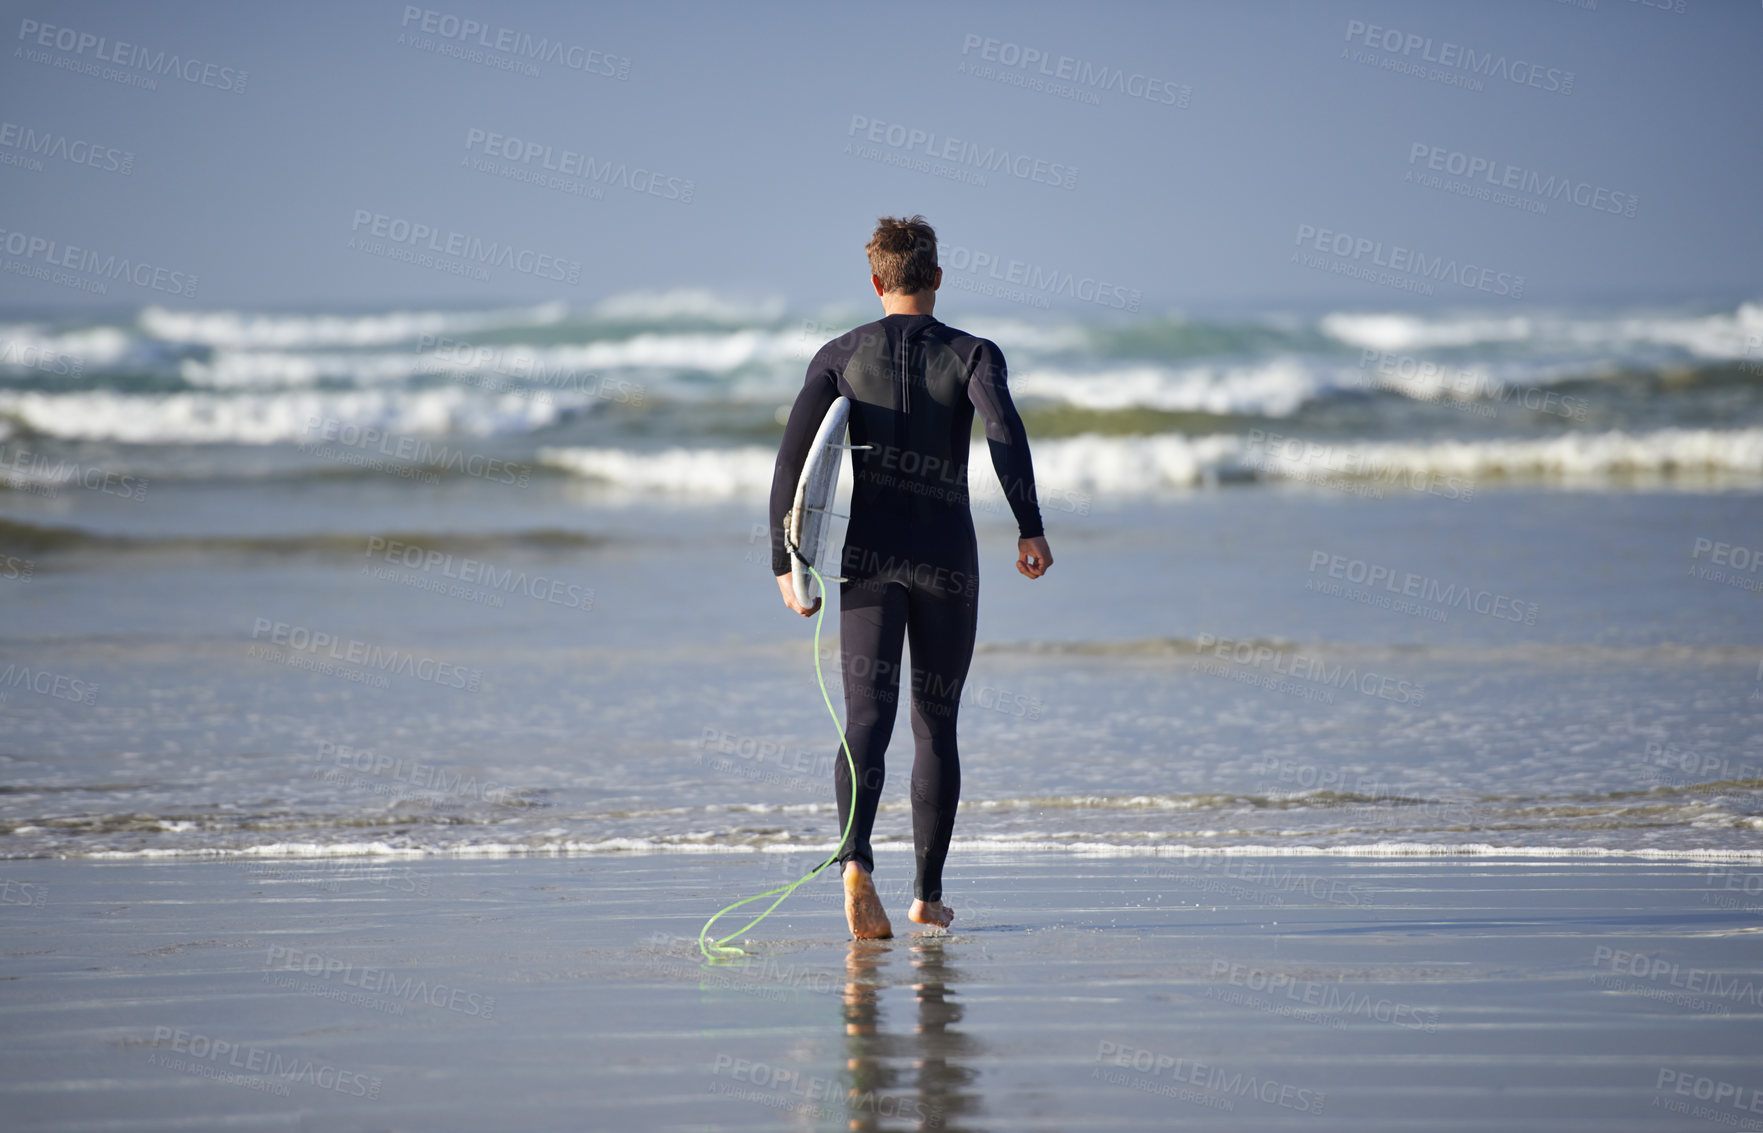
[879,291,935,317]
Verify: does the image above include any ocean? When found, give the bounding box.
[2,293,1760,863]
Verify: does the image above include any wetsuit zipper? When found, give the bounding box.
[899,326,910,413]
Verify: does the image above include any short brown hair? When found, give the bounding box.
[866,215,938,295]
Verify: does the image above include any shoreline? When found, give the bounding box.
[26,839,1763,862]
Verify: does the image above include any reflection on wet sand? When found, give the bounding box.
[840,934,982,1130]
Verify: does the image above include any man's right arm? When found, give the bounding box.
[767,344,843,579]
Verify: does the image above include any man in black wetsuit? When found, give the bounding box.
[769,215,1053,939]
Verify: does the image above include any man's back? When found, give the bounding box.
[768,311,1043,579]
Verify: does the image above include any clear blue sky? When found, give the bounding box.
[3,0,1758,315]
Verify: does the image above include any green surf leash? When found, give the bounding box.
[698,560,859,962]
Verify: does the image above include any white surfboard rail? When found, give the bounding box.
[785,396,870,606]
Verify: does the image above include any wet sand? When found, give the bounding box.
[2,851,1761,1131]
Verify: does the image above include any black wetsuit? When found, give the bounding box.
[768,312,1043,902]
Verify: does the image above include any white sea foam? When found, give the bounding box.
[137,302,568,349]
[1257,427,1763,481]
[69,838,1763,861]
[0,323,137,371]
[537,427,1763,498]
[590,288,787,324]
[176,329,813,390]
[1321,301,1763,360]
[537,444,779,497]
[1320,312,1538,352]
[955,315,1091,354]
[1010,358,1344,417]
[181,350,432,389]
[168,343,1572,421]
[0,388,582,443]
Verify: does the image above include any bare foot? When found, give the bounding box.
[843,863,892,939]
[908,898,955,929]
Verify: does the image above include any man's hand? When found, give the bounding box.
[776,572,821,617]
[1017,536,1053,579]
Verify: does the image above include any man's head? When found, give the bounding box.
[866,215,939,295]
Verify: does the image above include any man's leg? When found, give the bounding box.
[836,576,908,938]
[903,573,978,924]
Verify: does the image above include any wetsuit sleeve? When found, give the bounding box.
[967,340,1044,540]
[768,342,844,575]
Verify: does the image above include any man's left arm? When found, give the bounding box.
[968,341,1052,578]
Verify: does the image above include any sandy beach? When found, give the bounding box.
[3,850,1760,1131]
[4,4,1762,1127]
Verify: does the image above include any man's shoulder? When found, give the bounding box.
[923,320,1002,358]
[809,318,890,368]
[923,322,1004,377]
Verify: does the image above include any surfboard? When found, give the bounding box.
[786,396,854,607]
